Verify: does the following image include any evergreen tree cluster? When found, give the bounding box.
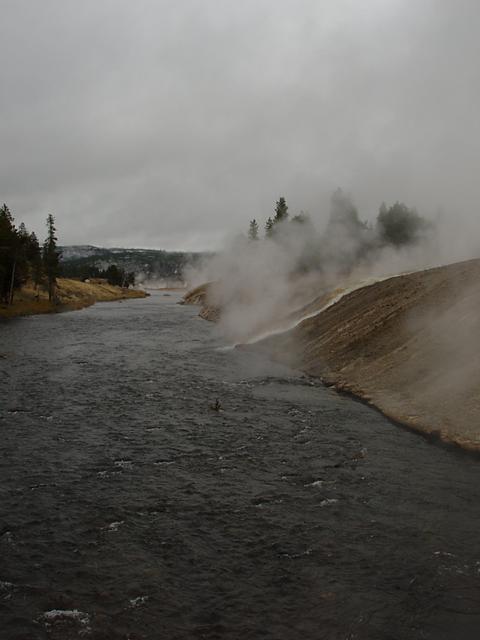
[100,264,134,287]
[58,260,134,287]
[0,205,141,306]
[246,189,432,275]
[377,201,429,247]
[0,204,60,304]
[248,196,313,243]
[263,197,291,239]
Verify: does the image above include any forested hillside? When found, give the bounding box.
[59,245,210,283]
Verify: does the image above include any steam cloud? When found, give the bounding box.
[184,194,480,344]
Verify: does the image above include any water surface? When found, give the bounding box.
[1,293,480,639]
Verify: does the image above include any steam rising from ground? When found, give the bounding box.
[135,274,187,290]
[184,200,480,344]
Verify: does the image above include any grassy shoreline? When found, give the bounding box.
[0,278,148,319]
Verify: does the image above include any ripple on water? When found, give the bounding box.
[2,294,480,640]
[129,595,149,608]
[319,498,339,507]
[102,521,124,532]
[39,609,91,637]
[113,459,133,470]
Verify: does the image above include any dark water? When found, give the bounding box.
[1,293,480,640]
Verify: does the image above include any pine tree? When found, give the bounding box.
[248,219,259,241]
[267,197,289,239]
[0,204,18,303]
[274,197,289,224]
[15,222,32,289]
[43,214,60,302]
[377,202,428,246]
[18,222,28,239]
[265,217,274,238]
[27,232,43,293]
[105,264,123,286]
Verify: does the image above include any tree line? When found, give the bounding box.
[0,204,60,304]
[0,205,136,306]
[247,189,431,274]
[60,261,135,288]
[248,197,306,240]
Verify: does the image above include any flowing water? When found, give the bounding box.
[1,293,480,639]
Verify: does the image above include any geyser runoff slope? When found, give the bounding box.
[185,259,480,450]
[256,259,480,450]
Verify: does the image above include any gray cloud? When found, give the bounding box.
[1,0,479,250]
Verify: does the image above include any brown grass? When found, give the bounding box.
[0,278,148,319]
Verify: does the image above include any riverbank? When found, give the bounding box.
[185,259,480,451]
[0,278,148,318]
[182,281,221,321]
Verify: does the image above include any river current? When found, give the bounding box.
[1,293,480,639]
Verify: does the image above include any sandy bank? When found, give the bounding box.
[256,259,480,450]
[186,259,480,450]
[182,282,221,321]
[0,278,148,319]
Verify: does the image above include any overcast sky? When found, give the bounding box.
[1,0,479,250]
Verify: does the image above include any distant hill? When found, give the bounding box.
[59,245,211,283]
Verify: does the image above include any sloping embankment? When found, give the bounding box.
[181,282,221,321]
[185,259,480,450]
[0,278,148,318]
[256,259,480,451]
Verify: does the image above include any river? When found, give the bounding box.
[1,293,480,639]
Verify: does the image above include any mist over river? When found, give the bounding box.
[1,293,480,639]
